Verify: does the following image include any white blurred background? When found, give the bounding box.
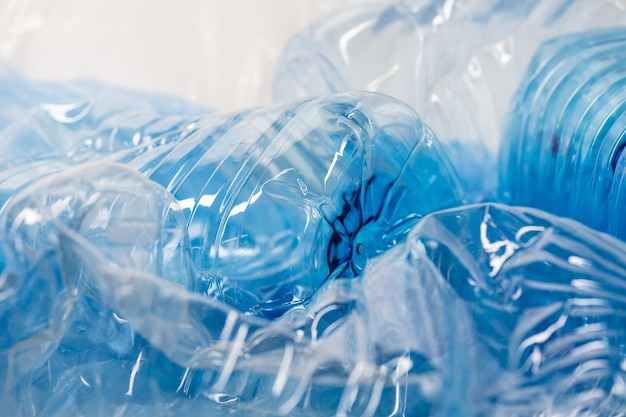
[0,0,370,110]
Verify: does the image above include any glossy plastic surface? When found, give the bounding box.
[273,0,626,199]
[0,90,463,317]
[412,203,626,416]
[4,192,626,415]
[501,28,626,239]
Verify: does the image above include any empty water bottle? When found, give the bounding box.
[8,187,626,415]
[0,85,469,416]
[272,0,626,200]
[0,91,463,317]
[500,28,626,239]
[411,203,626,416]
[0,158,473,416]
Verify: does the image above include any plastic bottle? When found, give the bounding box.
[500,28,626,239]
[411,203,626,416]
[272,0,626,200]
[0,91,463,318]
[6,182,626,415]
[0,89,466,416]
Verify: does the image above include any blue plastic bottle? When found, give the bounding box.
[6,173,626,415]
[0,91,463,317]
[410,203,626,416]
[500,28,626,239]
[0,88,467,416]
[272,0,626,202]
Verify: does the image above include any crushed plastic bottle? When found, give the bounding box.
[0,86,468,416]
[0,90,463,318]
[500,27,626,240]
[411,203,626,416]
[272,0,626,200]
[0,161,475,417]
[3,1,626,415]
[5,171,626,415]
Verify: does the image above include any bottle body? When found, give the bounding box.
[272,0,626,200]
[0,92,463,317]
[0,90,466,416]
[5,185,626,415]
[500,28,626,239]
[411,203,626,416]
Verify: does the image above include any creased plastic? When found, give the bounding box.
[273,0,626,199]
[0,80,466,415]
[501,27,626,241]
[5,174,626,415]
[412,203,626,416]
[0,88,463,316]
[2,1,626,416]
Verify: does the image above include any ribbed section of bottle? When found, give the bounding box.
[0,159,468,416]
[0,91,463,318]
[500,28,626,238]
[130,92,463,317]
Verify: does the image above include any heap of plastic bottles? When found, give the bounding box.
[2,1,626,416]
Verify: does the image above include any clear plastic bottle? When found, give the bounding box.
[0,160,471,417]
[412,203,626,416]
[272,0,626,200]
[0,89,466,416]
[0,91,463,318]
[6,178,626,415]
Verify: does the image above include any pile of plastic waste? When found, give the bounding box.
[2,0,626,416]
